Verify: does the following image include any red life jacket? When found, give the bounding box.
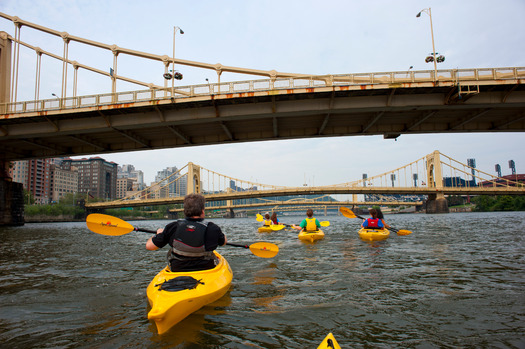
[365,218,382,229]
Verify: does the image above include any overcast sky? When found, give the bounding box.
[1,0,524,187]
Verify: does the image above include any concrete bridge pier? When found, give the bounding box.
[224,208,235,218]
[166,208,178,220]
[425,193,449,214]
[0,161,25,226]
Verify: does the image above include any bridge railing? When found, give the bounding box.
[2,67,524,115]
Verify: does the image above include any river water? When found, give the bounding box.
[1,211,524,348]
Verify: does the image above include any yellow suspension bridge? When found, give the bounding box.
[85,151,524,214]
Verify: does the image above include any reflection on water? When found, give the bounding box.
[251,263,285,313]
[0,212,524,348]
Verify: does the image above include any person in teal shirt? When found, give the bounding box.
[292,208,321,231]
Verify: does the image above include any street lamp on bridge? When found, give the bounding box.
[170,26,184,97]
[52,93,60,108]
[416,7,444,81]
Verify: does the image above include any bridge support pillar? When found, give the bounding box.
[166,207,178,220]
[186,162,201,194]
[425,150,449,214]
[426,193,449,214]
[224,208,235,218]
[0,162,25,226]
[0,31,11,105]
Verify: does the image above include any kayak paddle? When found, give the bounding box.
[257,214,329,228]
[338,207,412,235]
[86,213,279,258]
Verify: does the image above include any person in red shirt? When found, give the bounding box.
[361,208,385,229]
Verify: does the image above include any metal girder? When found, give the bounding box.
[69,134,107,151]
[491,112,525,130]
[22,138,68,153]
[502,84,519,103]
[449,109,491,130]
[319,91,335,135]
[219,122,234,141]
[113,128,151,148]
[273,116,279,137]
[362,111,385,133]
[155,106,165,122]
[167,125,192,144]
[43,116,59,132]
[405,111,437,131]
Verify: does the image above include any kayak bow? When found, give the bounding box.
[146,251,233,334]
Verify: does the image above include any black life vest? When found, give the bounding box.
[170,219,214,259]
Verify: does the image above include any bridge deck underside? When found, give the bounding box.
[1,82,524,161]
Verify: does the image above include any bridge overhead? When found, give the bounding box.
[0,12,524,162]
[1,67,525,162]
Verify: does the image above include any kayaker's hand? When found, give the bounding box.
[156,228,163,234]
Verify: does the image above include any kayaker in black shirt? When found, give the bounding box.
[146,193,227,272]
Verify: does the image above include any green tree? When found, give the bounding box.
[471,195,496,211]
[492,195,514,211]
[447,195,465,207]
[471,195,525,212]
[23,189,35,205]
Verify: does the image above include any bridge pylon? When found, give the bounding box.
[425,150,449,213]
[0,32,11,105]
[224,188,235,218]
[186,162,201,195]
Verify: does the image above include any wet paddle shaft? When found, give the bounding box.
[86,213,279,258]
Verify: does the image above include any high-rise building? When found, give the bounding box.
[10,159,54,204]
[49,164,79,202]
[62,157,117,200]
[9,160,29,186]
[116,177,135,199]
[118,164,145,190]
[155,166,186,197]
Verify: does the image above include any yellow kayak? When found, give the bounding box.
[146,251,233,334]
[358,228,390,241]
[317,332,341,349]
[258,225,285,233]
[298,229,325,243]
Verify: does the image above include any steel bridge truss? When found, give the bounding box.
[85,151,524,210]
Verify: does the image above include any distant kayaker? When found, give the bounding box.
[292,208,321,232]
[362,208,385,229]
[146,193,227,272]
[262,213,272,226]
[376,208,391,229]
[270,212,281,225]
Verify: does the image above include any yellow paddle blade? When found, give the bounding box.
[86,213,134,236]
[249,242,279,258]
[320,221,330,227]
[256,214,263,222]
[396,229,413,236]
[270,224,285,231]
[339,206,356,218]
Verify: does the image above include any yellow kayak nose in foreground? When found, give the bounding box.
[146,251,233,335]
